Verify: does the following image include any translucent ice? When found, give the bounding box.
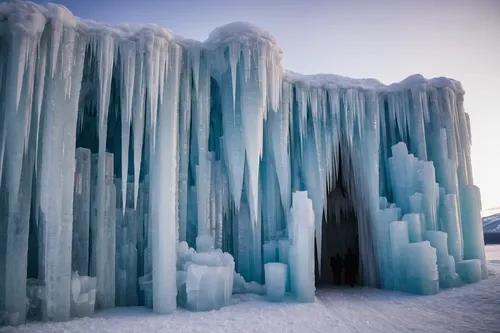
[264,263,287,302]
[0,3,487,323]
[177,240,234,311]
[288,191,315,302]
[403,241,439,295]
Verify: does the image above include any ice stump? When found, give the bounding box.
[403,241,439,295]
[176,240,234,311]
[264,263,287,302]
[424,231,462,288]
[455,259,482,283]
[70,272,97,318]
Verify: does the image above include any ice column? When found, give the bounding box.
[441,194,463,262]
[459,185,487,278]
[288,191,315,303]
[72,148,91,276]
[389,221,409,291]
[150,43,181,314]
[37,23,86,322]
[89,153,116,309]
[2,84,39,325]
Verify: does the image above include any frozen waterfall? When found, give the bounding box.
[0,1,486,325]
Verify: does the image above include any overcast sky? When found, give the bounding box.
[34,0,500,210]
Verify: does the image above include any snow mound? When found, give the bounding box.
[204,21,279,49]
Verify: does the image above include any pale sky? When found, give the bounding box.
[34,0,500,210]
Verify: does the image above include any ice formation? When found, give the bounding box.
[0,1,487,325]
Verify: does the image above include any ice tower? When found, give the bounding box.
[0,1,487,325]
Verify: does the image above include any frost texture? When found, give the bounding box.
[0,1,487,325]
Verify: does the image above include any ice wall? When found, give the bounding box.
[0,1,485,324]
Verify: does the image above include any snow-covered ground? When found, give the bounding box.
[2,245,499,333]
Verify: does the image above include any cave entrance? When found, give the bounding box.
[315,146,360,287]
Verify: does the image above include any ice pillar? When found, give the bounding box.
[37,25,86,322]
[72,148,91,276]
[288,191,315,302]
[150,43,181,314]
[90,153,116,309]
[459,185,487,278]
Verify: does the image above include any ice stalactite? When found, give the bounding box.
[131,47,146,209]
[118,41,136,214]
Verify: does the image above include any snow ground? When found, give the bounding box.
[2,246,499,333]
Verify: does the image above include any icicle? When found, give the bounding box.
[119,42,136,214]
[177,51,192,242]
[240,46,266,224]
[220,68,245,210]
[228,43,240,112]
[132,48,146,209]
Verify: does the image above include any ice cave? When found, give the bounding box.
[0,1,488,326]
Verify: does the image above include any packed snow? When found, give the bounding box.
[0,245,498,333]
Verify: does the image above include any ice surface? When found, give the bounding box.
[0,1,488,324]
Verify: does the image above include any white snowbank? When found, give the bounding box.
[0,1,463,92]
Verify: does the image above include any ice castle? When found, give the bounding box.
[0,1,487,325]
